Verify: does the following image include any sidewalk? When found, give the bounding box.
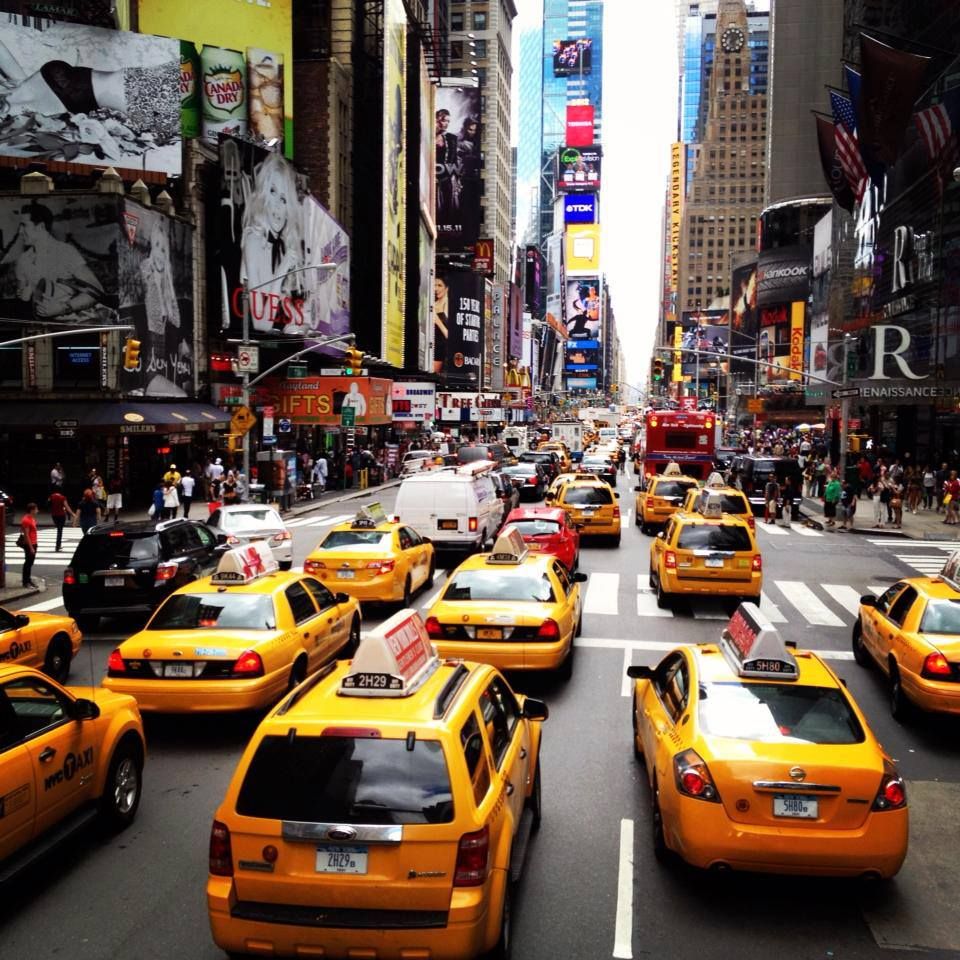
[802,495,960,541]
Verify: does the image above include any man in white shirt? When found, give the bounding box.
[180,470,196,517]
[313,455,328,492]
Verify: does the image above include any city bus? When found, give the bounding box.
[638,409,717,483]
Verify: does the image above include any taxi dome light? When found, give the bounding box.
[663,462,682,476]
[706,471,725,489]
[487,526,529,564]
[702,493,724,519]
[353,503,387,528]
[720,603,798,681]
[938,550,960,591]
[922,652,952,678]
[212,542,279,586]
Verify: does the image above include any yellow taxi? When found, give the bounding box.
[207,609,548,960]
[853,552,960,719]
[636,462,700,534]
[303,504,436,606]
[537,441,571,471]
[102,543,361,713]
[551,477,622,545]
[626,604,908,878]
[0,663,145,879]
[0,604,83,683]
[425,528,586,677]
[544,471,600,501]
[649,494,761,609]
[681,472,756,532]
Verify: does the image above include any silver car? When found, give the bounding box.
[205,505,293,569]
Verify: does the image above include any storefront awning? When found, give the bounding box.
[0,400,230,434]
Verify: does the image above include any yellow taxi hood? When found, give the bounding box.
[65,684,139,710]
[118,630,266,658]
[18,610,76,628]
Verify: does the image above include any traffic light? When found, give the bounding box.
[342,347,364,376]
[123,337,141,371]
[652,358,664,380]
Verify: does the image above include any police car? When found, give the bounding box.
[207,609,547,959]
[626,603,909,877]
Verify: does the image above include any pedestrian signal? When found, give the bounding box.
[123,338,141,371]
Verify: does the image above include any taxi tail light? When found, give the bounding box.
[751,554,762,572]
[424,616,443,638]
[526,475,538,485]
[106,648,125,674]
[303,559,324,575]
[613,505,621,519]
[673,749,721,803]
[63,567,76,586]
[645,498,654,509]
[367,559,396,573]
[272,530,292,543]
[454,826,489,886]
[921,652,953,679]
[154,561,179,583]
[209,820,234,877]
[747,515,756,531]
[537,618,561,640]
[232,650,264,677]
[873,762,907,811]
[468,517,478,532]
[664,551,677,570]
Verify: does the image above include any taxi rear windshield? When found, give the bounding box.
[919,598,960,634]
[700,682,865,744]
[509,519,562,538]
[562,486,613,506]
[221,509,282,530]
[676,526,752,551]
[653,481,694,499]
[72,532,159,568]
[443,569,556,602]
[236,735,454,825]
[147,594,276,630]
[318,531,391,549]
[708,495,748,515]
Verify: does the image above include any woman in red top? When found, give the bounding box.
[19,501,39,588]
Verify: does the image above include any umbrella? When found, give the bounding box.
[797,423,812,432]
[811,423,826,430]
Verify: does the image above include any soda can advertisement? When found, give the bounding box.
[202,45,247,143]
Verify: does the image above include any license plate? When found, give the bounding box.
[773,794,818,819]
[163,663,194,679]
[316,845,368,874]
[438,519,458,530]
[705,558,724,568]
[477,627,503,640]
[337,570,356,579]
[104,576,125,587]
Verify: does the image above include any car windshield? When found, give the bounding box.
[443,569,556,602]
[72,532,159,567]
[504,464,536,475]
[676,525,752,551]
[237,736,453,825]
[458,446,490,462]
[919,599,960,634]
[700,682,865,744]
[654,481,695,498]
[582,459,611,468]
[221,509,282,531]
[563,486,612,506]
[703,494,748,515]
[147,593,276,630]
[317,530,391,549]
[509,519,562,538]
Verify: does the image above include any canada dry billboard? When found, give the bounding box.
[552,38,593,76]
[433,270,483,384]
[557,146,602,193]
[436,84,482,250]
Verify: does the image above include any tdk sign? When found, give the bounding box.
[564,194,597,224]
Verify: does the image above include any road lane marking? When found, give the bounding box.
[774,581,845,627]
[621,647,633,698]
[621,509,631,528]
[635,576,672,618]
[757,523,789,536]
[789,523,823,537]
[25,596,66,612]
[822,584,864,617]
[574,635,854,661]
[612,818,634,959]
[759,590,787,623]
[419,576,446,611]
[584,572,619,615]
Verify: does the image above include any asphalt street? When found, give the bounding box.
[4,475,960,959]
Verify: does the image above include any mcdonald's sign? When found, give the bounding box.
[472,238,495,276]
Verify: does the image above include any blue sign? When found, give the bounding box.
[563,194,597,224]
[261,435,278,446]
[567,376,597,390]
[278,418,292,433]
[565,363,598,372]
[571,338,599,350]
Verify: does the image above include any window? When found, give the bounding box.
[461,712,491,805]
[552,561,572,596]
[402,526,422,546]
[398,527,413,551]
[473,11,487,29]
[654,655,688,723]
[285,581,318,625]
[450,12,464,30]
[876,582,906,616]
[887,586,918,627]
[450,40,463,60]
[0,342,21,388]
[474,39,487,58]
[303,577,336,610]
[161,524,193,557]
[3,676,69,740]
[676,524,752,552]
[194,524,215,548]
[147,593,277,630]
[54,334,100,386]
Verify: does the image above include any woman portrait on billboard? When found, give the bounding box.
[433,276,449,374]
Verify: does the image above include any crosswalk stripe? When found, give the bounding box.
[789,523,823,537]
[759,590,787,623]
[314,514,353,528]
[576,635,854,661]
[284,516,323,527]
[868,584,886,595]
[25,596,66,612]
[687,601,729,620]
[775,580,845,627]
[584,572,619,615]
[4,556,70,567]
[822,584,863,617]
[635,576,672,618]
[865,539,960,548]
[757,523,789,536]
[621,509,631,528]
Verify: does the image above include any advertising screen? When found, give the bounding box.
[758,305,792,383]
[757,245,811,307]
[564,278,601,341]
[565,224,601,276]
[552,38,593,76]
[218,137,350,340]
[564,194,597,224]
[419,54,435,226]
[557,146,602,192]
[436,84,482,250]
[392,382,435,423]
[0,18,179,174]
[680,310,729,376]
[565,104,594,146]
[139,0,292,155]
[255,376,392,425]
[565,344,599,370]
[434,270,483,383]
[524,245,542,313]
[729,260,758,375]
[567,376,597,391]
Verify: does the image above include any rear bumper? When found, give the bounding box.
[102,671,288,713]
[319,572,402,602]
[901,669,960,715]
[660,570,761,597]
[433,636,570,672]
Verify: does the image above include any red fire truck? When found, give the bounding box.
[638,409,717,482]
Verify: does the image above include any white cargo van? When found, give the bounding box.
[394,461,500,551]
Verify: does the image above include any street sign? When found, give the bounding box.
[236,345,259,374]
[278,418,292,433]
[341,406,356,427]
[832,387,861,399]
[54,419,78,428]
[746,398,766,413]
[261,435,278,446]
[287,363,308,378]
[230,405,257,436]
[223,395,243,406]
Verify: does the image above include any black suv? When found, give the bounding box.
[62,519,223,629]
[729,455,804,520]
[456,442,515,466]
[519,450,561,482]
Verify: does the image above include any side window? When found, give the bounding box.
[180,525,204,552]
[888,586,918,626]
[193,524,215,549]
[398,528,413,551]
[3,676,68,740]
[404,526,422,546]
[479,684,512,770]
[284,582,319,624]
[654,654,688,723]
[877,582,905,615]
[303,577,336,610]
[553,561,571,595]
[0,608,19,632]
[460,712,491,805]
[489,677,520,738]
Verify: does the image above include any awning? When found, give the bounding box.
[0,400,230,434]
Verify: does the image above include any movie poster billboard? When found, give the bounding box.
[557,146,602,192]
[433,270,483,384]
[564,277,601,341]
[0,18,180,173]
[139,0,292,154]
[218,136,350,340]
[680,309,729,376]
[419,53,436,228]
[382,0,406,366]
[552,38,593,76]
[436,83,481,250]
[419,222,434,372]
[729,260,757,375]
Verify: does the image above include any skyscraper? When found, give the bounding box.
[515,24,544,243]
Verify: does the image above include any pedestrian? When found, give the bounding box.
[936,462,949,512]
[89,469,106,512]
[222,471,239,505]
[180,469,195,517]
[823,471,841,528]
[106,473,123,522]
[815,458,827,498]
[802,461,814,498]
[50,462,64,489]
[944,471,960,525]
[890,481,904,529]
[763,473,780,524]
[163,462,181,487]
[18,502,38,587]
[312,454,328,493]
[162,480,180,520]
[906,470,921,514]
[838,480,857,531]
[869,478,885,529]
[77,488,101,534]
[922,465,936,511]
[48,487,75,551]
[151,480,164,520]
[780,476,795,526]
[617,446,626,474]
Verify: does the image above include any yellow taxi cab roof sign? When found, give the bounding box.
[720,602,798,681]
[702,492,725,519]
[486,526,529,564]
[663,462,683,476]
[705,471,725,488]
[939,550,960,592]
[340,608,439,697]
[352,502,388,528]
[210,541,279,586]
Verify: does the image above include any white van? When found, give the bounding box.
[394,461,500,551]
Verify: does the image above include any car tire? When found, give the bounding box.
[635,513,641,527]
[651,776,667,861]
[558,641,574,681]
[485,878,513,960]
[287,655,307,691]
[889,661,911,722]
[852,619,871,667]
[631,695,644,761]
[575,611,583,637]
[641,523,652,536]
[655,577,671,610]
[425,557,436,590]
[612,534,621,547]
[648,569,655,589]
[402,576,413,608]
[526,761,542,831]
[343,615,361,659]
[99,735,143,832]
[76,614,99,633]
[43,634,72,684]
[279,560,292,571]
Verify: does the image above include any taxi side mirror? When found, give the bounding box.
[69,697,100,721]
[859,595,878,608]
[522,697,549,721]
[335,592,351,604]
[14,613,29,628]
[572,572,588,583]
[656,531,665,540]
[626,665,654,680]
[422,536,432,544]
[614,492,620,498]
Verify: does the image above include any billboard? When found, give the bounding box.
[139,0,293,154]
[524,245,542,313]
[567,376,597,391]
[557,146,602,192]
[552,38,593,76]
[680,310,729,376]
[0,19,179,174]
[670,143,684,298]
[436,84,482,250]
[490,283,505,391]
[434,270,483,383]
[565,104,594,147]
[419,54,436,227]
[255,376,392,425]
[789,301,804,381]
[730,260,758,375]
[391,382,435,423]
[0,194,194,396]
[565,224,601,276]
[564,194,597,224]
[382,0,406,366]
[758,304,792,383]
[565,345,599,369]
[218,137,350,339]
[564,278,600,340]
[757,245,811,307]
[418,222,434,372]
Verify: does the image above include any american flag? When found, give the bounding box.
[830,90,868,202]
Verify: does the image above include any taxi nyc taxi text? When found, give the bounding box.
[853,551,960,719]
[626,604,909,878]
[0,604,83,683]
[681,472,755,531]
[636,462,700,534]
[304,504,436,606]
[207,609,548,960]
[0,663,144,881]
[102,543,361,713]
[550,477,621,546]
[649,493,761,609]
[425,528,587,677]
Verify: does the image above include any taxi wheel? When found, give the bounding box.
[43,635,72,684]
[279,560,292,571]
[287,655,308,691]
[635,513,641,527]
[851,619,871,667]
[344,615,361,658]
[888,662,912,722]
[612,534,621,547]
[526,761,542,830]
[650,777,667,861]
[485,880,513,960]
[641,523,652,535]
[99,735,143,831]
[631,698,643,760]
[655,578,671,610]
[425,558,436,589]
[559,642,575,681]
[402,576,413,608]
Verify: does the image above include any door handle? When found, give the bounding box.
[519,747,527,759]
[505,780,515,797]
[303,632,311,639]
[38,746,56,763]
